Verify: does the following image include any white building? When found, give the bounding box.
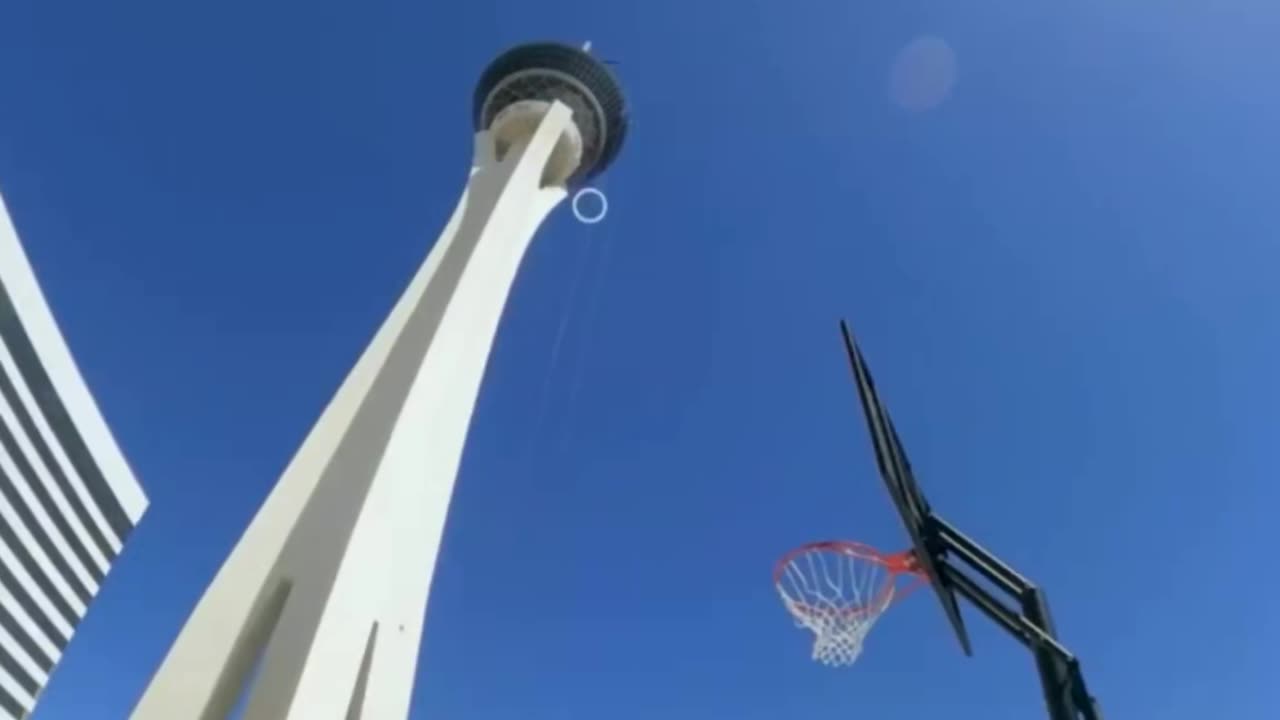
[131,42,627,720]
[0,191,149,718]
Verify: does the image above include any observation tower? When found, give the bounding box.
[131,42,627,720]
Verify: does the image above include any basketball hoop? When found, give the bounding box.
[774,541,926,666]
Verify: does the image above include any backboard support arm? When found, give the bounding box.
[928,516,1102,720]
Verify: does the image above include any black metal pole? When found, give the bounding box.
[1022,590,1075,720]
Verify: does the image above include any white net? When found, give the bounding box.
[776,545,900,667]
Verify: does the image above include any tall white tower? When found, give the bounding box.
[130,43,628,720]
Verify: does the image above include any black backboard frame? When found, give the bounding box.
[837,320,1103,720]
[839,320,972,655]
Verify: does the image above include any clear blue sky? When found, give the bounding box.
[2,1,1277,717]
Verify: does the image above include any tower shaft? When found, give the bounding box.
[130,102,574,720]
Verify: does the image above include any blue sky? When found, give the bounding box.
[2,0,1278,717]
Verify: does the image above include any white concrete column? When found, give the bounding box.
[129,101,575,720]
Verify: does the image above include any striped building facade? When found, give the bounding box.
[0,193,148,718]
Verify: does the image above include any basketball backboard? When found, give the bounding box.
[839,320,972,655]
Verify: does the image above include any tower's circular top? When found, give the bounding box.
[473,42,628,186]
